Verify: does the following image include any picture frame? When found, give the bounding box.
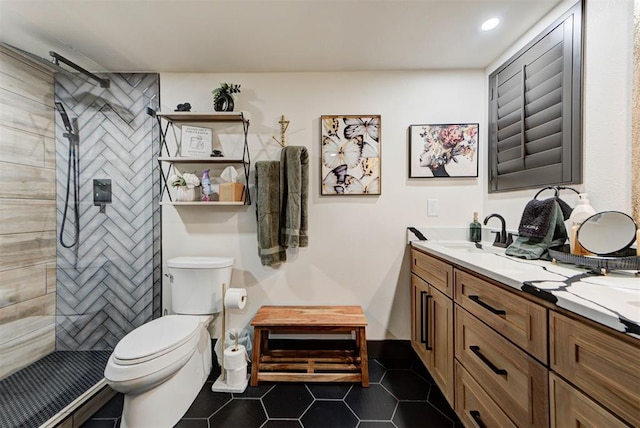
[409,123,479,178]
[321,115,381,195]
[180,125,213,157]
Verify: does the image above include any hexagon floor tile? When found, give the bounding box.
[80,357,461,427]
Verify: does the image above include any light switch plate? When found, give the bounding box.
[427,199,439,217]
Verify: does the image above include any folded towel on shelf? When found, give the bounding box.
[279,146,309,248]
[255,161,286,266]
[506,200,568,260]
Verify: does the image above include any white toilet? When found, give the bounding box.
[104,256,233,428]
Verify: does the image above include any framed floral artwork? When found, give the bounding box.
[321,115,381,195]
[409,123,479,178]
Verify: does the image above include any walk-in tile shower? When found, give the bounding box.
[0,45,162,426]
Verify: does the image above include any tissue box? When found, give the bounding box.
[219,182,244,202]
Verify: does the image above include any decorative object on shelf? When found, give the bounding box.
[174,103,191,112]
[201,169,211,202]
[321,115,380,196]
[272,114,290,147]
[211,149,224,157]
[409,123,478,178]
[168,171,200,202]
[181,125,212,157]
[212,83,241,112]
[219,166,244,202]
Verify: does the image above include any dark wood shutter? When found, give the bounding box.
[488,2,582,192]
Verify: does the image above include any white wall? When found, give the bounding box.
[483,0,634,227]
[160,0,634,341]
[160,71,485,339]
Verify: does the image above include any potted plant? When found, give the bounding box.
[212,83,241,112]
[168,170,200,201]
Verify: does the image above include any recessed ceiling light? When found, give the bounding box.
[481,18,500,31]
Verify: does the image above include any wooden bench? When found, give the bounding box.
[250,305,369,387]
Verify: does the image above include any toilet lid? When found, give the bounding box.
[113,316,201,365]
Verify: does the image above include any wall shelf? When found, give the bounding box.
[153,110,251,205]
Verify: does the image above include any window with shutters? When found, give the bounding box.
[488,2,582,192]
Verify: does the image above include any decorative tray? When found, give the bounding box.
[548,245,640,273]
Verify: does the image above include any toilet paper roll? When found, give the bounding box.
[226,366,247,387]
[224,288,247,310]
[224,344,248,370]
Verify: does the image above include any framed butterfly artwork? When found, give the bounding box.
[409,123,479,178]
[321,115,381,195]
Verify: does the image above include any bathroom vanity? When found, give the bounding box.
[409,239,639,428]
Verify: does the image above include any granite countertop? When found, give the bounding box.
[407,227,640,339]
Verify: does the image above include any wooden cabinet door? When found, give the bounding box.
[429,286,454,407]
[410,273,431,366]
[550,311,640,427]
[549,372,627,428]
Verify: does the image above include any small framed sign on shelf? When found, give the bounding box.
[181,125,212,157]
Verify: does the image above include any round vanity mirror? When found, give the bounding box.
[577,211,637,255]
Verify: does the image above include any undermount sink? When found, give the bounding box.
[432,241,505,254]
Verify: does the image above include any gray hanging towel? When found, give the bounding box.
[255,161,286,266]
[279,146,309,248]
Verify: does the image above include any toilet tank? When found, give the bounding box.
[167,257,234,315]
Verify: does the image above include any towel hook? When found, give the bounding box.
[534,186,558,199]
[557,185,580,195]
[272,114,289,148]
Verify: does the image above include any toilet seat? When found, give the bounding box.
[112,315,201,365]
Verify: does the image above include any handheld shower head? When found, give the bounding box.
[55,102,73,132]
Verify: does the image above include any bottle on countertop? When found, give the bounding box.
[569,193,596,255]
[201,169,211,202]
[469,212,482,243]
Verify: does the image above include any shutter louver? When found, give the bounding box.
[488,4,581,192]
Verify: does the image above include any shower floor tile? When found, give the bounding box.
[0,351,111,428]
[81,354,462,428]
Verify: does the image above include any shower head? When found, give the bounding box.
[55,102,73,133]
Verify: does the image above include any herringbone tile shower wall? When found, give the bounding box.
[54,73,160,350]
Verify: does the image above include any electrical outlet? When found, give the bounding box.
[427,199,439,217]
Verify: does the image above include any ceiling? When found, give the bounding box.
[0,0,562,73]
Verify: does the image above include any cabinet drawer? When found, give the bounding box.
[455,360,516,428]
[549,372,627,428]
[411,249,453,297]
[454,269,547,363]
[455,306,549,428]
[550,311,640,427]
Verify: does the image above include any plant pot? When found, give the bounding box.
[213,93,234,112]
[174,186,197,202]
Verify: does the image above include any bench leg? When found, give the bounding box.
[357,327,369,387]
[251,327,263,386]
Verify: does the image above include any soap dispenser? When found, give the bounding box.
[569,193,596,255]
[469,212,482,243]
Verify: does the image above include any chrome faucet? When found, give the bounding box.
[483,213,513,247]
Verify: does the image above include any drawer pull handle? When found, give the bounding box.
[470,345,507,375]
[469,295,506,315]
[420,291,433,350]
[470,410,486,428]
[420,291,427,344]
